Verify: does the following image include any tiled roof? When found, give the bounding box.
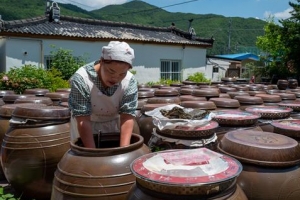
[0,15,214,47]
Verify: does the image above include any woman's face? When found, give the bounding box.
[100,60,130,88]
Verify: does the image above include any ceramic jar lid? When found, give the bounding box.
[276,93,296,100]
[248,90,266,96]
[234,96,264,105]
[255,94,282,103]
[227,91,250,99]
[0,103,46,117]
[265,89,286,94]
[209,98,240,108]
[179,95,206,102]
[245,106,292,119]
[23,88,50,96]
[2,94,35,104]
[192,89,220,97]
[154,89,179,97]
[55,88,71,93]
[212,110,260,126]
[182,80,197,85]
[278,102,300,112]
[138,87,157,92]
[45,92,69,101]
[146,97,180,105]
[14,96,53,106]
[218,130,300,167]
[151,84,167,89]
[138,91,155,99]
[219,93,231,98]
[131,148,242,196]
[12,104,70,120]
[272,119,300,138]
[0,90,15,98]
[218,87,237,93]
[170,83,184,87]
[180,101,217,110]
[180,88,194,95]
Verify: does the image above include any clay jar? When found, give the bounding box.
[218,130,300,200]
[127,148,247,200]
[51,133,150,200]
[277,79,289,90]
[288,79,298,89]
[55,88,71,93]
[0,103,45,181]
[137,103,168,145]
[1,104,70,200]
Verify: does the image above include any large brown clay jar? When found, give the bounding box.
[277,79,288,90]
[51,133,150,200]
[1,104,70,200]
[218,130,300,200]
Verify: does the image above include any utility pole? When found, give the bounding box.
[228,18,232,54]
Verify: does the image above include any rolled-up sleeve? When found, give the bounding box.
[119,76,138,116]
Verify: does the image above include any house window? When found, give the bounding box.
[44,55,53,69]
[160,60,181,81]
[213,66,219,73]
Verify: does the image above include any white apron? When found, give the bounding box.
[70,66,133,141]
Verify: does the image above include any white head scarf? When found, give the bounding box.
[102,41,135,66]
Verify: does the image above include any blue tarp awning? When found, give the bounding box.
[207,53,259,61]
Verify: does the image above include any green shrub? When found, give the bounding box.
[0,65,69,94]
[49,46,88,80]
[186,72,210,83]
[145,79,181,86]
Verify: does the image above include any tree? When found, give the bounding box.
[256,1,300,80]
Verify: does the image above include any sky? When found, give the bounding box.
[54,0,293,21]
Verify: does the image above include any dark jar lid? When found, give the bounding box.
[23,88,50,96]
[55,88,71,93]
[0,103,46,118]
[179,95,207,102]
[44,92,69,100]
[146,97,180,105]
[218,130,300,167]
[14,96,53,106]
[218,87,237,93]
[192,89,220,97]
[180,101,217,110]
[12,104,70,120]
[209,98,240,108]
[255,94,282,103]
[0,90,15,98]
[154,89,179,97]
[138,91,155,99]
[234,96,264,105]
[2,94,35,104]
[227,91,250,99]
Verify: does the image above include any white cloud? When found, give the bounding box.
[56,0,128,11]
[264,8,292,20]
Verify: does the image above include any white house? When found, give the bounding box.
[0,7,215,84]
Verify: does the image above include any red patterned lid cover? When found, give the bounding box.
[131,148,242,185]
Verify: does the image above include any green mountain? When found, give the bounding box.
[0,0,266,55]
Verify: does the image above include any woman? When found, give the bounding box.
[68,41,138,148]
